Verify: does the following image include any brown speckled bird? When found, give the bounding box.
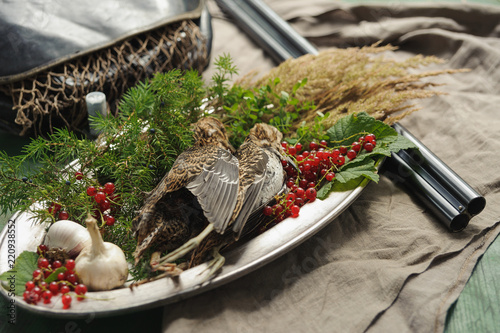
[131,116,239,263]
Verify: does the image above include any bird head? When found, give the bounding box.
[247,123,298,168]
[248,123,283,150]
[193,117,235,153]
[247,123,283,151]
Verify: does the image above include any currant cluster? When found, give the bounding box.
[23,245,88,309]
[261,134,377,228]
[85,181,119,226]
[47,202,68,221]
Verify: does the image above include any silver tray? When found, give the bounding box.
[0,179,368,318]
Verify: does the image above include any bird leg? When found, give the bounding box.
[198,245,226,283]
[157,224,215,264]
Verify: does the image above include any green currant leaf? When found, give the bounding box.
[388,134,418,152]
[0,251,39,296]
[317,177,368,200]
[326,112,398,146]
[336,159,379,183]
[44,267,67,284]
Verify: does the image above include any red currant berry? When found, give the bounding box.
[36,244,48,256]
[49,281,59,295]
[105,215,116,226]
[94,191,106,204]
[42,290,53,304]
[52,260,62,269]
[263,206,273,216]
[100,199,111,212]
[285,166,297,178]
[33,269,42,279]
[365,133,376,144]
[273,204,284,215]
[104,182,116,195]
[62,294,72,309]
[335,155,346,166]
[75,171,84,180]
[299,179,308,189]
[339,146,348,155]
[358,136,365,143]
[316,150,324,160]
[351,141,362,152]
[58,210,69,220]
[86,186,97,196]
[295,187,305,198]
[291,205,300,216]
[296,154,304,162]
[320,168,327,176]
[320,139,328,147]
[295,142,303,152]
[295,197,305,207]
[25,281,35,291]
[57,272,65,281]
[67,273,77,285]
[307,181,316,188]
[32,286,42,296]
[38,258,49,269]
[286,193,296,202]
[302,150,310,158]
[281,160,289,168]
[305,188,317,201]
[48,203,62,215]
[304,171,316,182]
[330,149,340,159]
[39,281,48,290]
[43,270,51,279]
[326,172,336,182]
[75,284,88,296]
[347,150,357,160]
[65,259,76,271]
[309,142,319,151]
[60,284,70,294]
[287,146,297,156]
[364,142,374,152]
[25,292,39,304]
[281,141,288,149]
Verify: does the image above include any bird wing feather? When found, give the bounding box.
[186,147,239,234]
[231,141,269,239]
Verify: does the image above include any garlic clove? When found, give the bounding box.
[75,214,129,291]
[44,220,92,258]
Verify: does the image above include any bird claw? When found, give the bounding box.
[198,248,225,283]
[150,252,184,276]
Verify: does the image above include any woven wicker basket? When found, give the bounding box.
[0,2,211,137]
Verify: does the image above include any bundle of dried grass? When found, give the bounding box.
[235,43,466,132]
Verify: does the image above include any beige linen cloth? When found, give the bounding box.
[163,1,500,332]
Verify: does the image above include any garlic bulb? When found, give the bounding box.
[75,214,129,291]
[44,220,92,258]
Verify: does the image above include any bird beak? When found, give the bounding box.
[270,146,297,169]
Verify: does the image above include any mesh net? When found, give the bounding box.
[0,19,209,136]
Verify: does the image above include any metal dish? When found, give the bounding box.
[0,178,368,318]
